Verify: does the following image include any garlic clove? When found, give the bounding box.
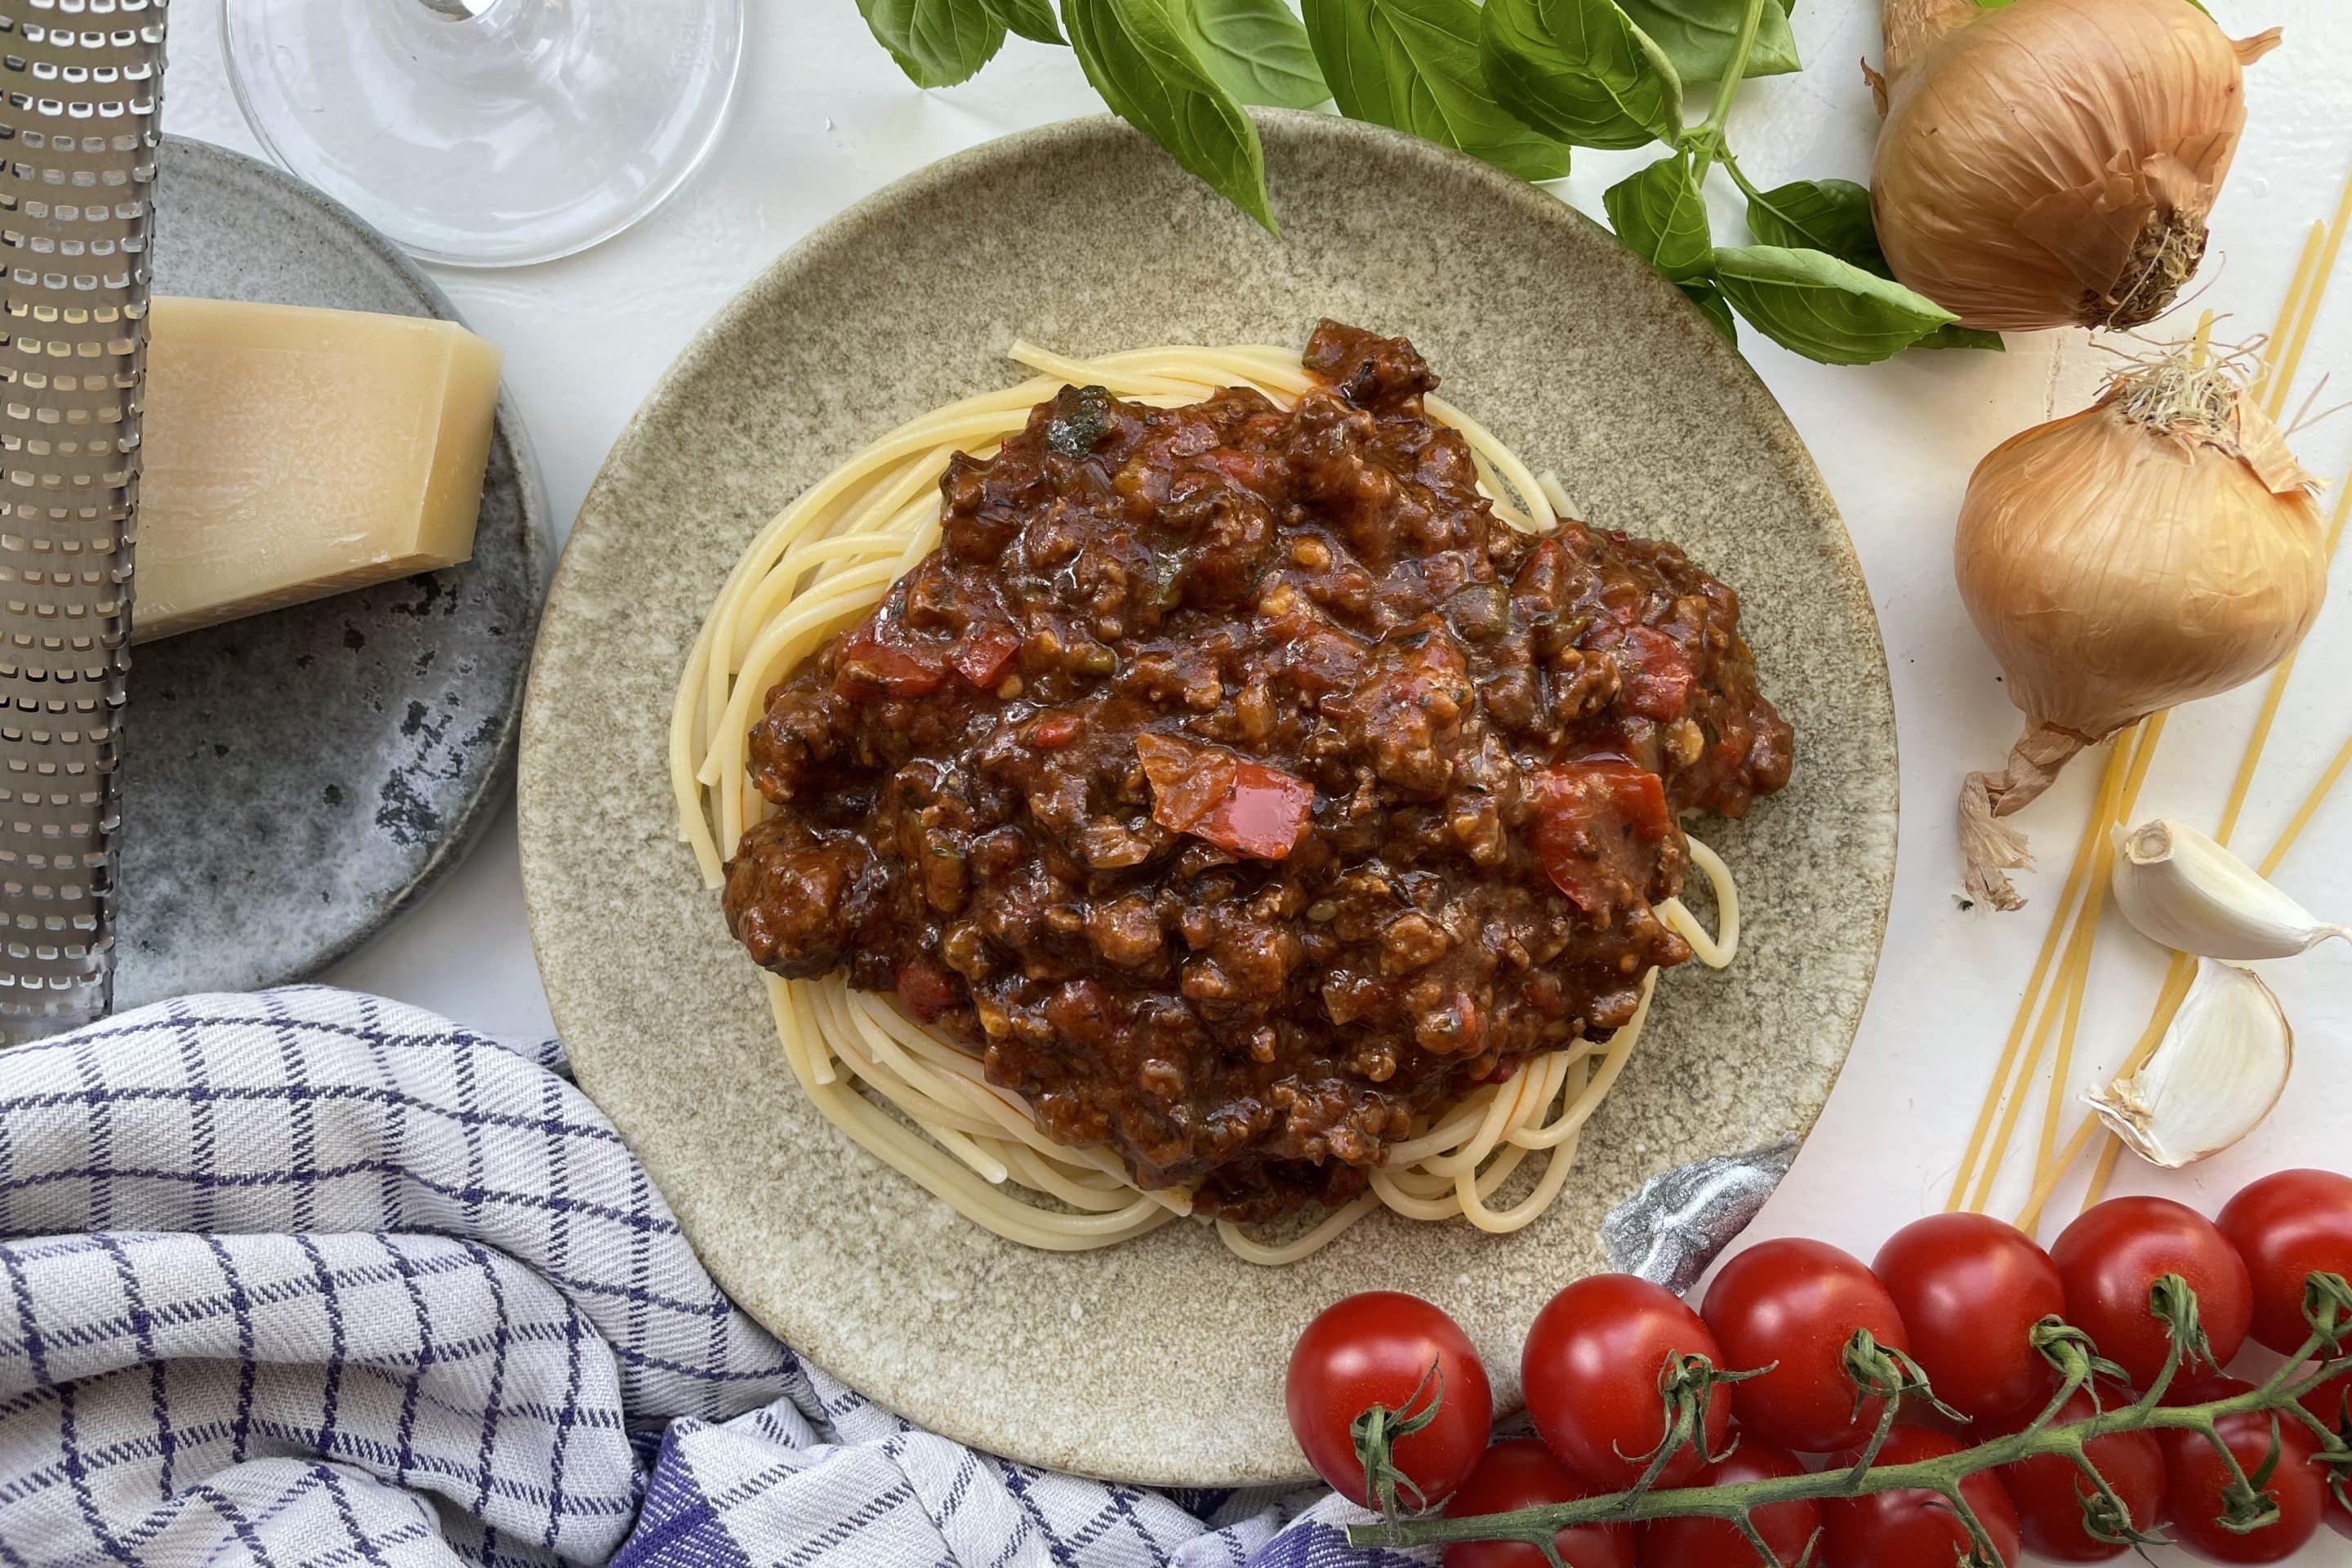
[2084,959,2292,1169]
[2109,817,2350,960]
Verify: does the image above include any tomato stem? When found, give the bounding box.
[1619,1352,1753,1507]
[1347,1271,2352,1557]
[1351,1357,1446,1517]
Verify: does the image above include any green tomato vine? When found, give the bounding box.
[1345,1270,2352,1568]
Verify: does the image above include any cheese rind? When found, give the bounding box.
[132,296,504,642]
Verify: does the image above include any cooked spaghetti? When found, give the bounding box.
[673,323,1785,1260]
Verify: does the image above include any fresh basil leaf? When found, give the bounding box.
[1712,244,1955,364]
[1604,153,1712,283]
[1743,180,2000,351]
[1682,281,1737,343]
[1302,0,1575,180]
[1479,0,1685,153]
[1615,0,1800,85]
[1915,323,2006,351]
[1066,0,1278,232]
[858,0,1008,87]
[1179,0,1329,108]
[982,0,1066,43]
[1744,177,1885,274]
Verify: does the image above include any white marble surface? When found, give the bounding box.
[167,0,2352,1539]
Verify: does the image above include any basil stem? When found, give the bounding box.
[1685,0,1767,184]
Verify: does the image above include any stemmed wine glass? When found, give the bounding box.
[221,0,745,268]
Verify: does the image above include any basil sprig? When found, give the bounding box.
[1740,173,2002,351]
[1481,0,1683,153]
[1181,0,1329,109]
[1302,0,1574,181]
[851,0,1987,364]
[1603,153,1710,283]
[982,0,1067,42]
[1616,0,1798,86]
[857,0,1010,87]
[1712,246,1955,365]
[1064,0,1277,232]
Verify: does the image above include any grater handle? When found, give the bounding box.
[0,1,169,1044]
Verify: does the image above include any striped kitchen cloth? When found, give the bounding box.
[0,987,1423,1567]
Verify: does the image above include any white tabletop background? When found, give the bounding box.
[163,2,2352,1553]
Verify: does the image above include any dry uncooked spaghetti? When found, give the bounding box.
[672,341,1743,1261]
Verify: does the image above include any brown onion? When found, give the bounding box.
[1872,0,2278,333]
[1955,351,2326,908]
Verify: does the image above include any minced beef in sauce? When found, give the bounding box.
[724,323,1792,1221]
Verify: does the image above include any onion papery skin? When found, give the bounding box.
[1955,400,2326,742]
[1873,0,2270,333]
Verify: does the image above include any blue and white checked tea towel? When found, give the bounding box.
[0,987,1421,1567]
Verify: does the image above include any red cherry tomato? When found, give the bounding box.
[1285,1292,1493,1509]
[1521,1274,1731,1490]
[1637,1438,1819,1568]
[1441,1439,1635,1568]
[2051,1196,2252,1393]
[1702,1237,1914,1452]
[2217,1168,2352,1353]
[1993,1387,2164,1562]
[1873,1212,2065,1423]
[2157,1375,2324,1563]
[2305,1370,2352,1539]
[1820,1427,2022,1567]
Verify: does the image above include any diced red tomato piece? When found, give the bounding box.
[1031,712,1084,750]
[1527,760,1673,911]
[836,613,947,697]
[1610,624,1694,721]
[951,621,1022,688]
[1135,731,1313,860]
[894,951,962,1024]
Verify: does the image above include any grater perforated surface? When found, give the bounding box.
[0,0,166,1042]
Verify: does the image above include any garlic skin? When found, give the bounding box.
[2111,818,2351,960]
[1873,0,2277,332]
[2084,959,2292,1169]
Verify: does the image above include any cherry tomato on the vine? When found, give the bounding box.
[1873,1212,2065,1423]
[2156,1375,2325,1563]
[2217,1168,2352,1354]
[1521,1274,1731,1490]
[1702,1236,1913,1452]
[1820,1427,2021,1567]
[1992,1387,2164,1562]
[2309,1370,2352,1539]
[1285,1292,1492,1509]
[2051,1196,2252,1393]
[1636,1438,1818,1568]
[1441,1439,1636,1568]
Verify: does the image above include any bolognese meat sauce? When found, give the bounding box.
[724,322,1791,1220]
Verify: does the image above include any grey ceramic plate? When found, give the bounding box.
[118,139,550,1008]
[519,112,1896,1486]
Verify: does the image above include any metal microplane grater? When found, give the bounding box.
[0,1,167,1045]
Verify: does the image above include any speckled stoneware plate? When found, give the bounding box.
[118,139,550,1008]
[519,111,1895,1486]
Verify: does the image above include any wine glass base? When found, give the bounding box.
[221,0,745,269]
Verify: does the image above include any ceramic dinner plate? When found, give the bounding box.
[518,111,1896,1486]
[120,138,550,1007]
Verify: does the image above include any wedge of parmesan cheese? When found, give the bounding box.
[133,296,504,642]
